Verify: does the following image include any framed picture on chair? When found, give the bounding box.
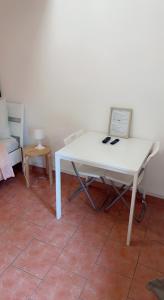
[108,107,132,138]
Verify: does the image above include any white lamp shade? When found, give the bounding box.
[33,129,45,140]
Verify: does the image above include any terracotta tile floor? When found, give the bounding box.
[0,168,164,300]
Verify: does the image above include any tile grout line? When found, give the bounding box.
[12,236,62,298]
[29,232,89,298]
[0,174,164,300]
[0,237,43,295]
[126,253,140,300]
[26,222,82,298]
[126,222,148,300]
[75,221,116,300]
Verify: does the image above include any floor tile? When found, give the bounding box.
[148,197,164,207]
[30,266,85,300]
[0,240,20,275]
[129,264,163,300]
[14,239,60,279]
[12,192,45,210]
[70,228,106,251]
[63,198,96,215]
[56,238,101,278]
[146,202,164,222]
[80,264,130,300]
[0,219,41,250]
[22,204,55,227]
[0,205,24,234]
[97,240,139,278]
[83,211,114,227]
[70,217,112,250]
[146,219,164,243]
[34,219,77,248]
[29,184,55,209]
[79,217,113,237]
[0,171,164,300]
[62,205,86,226]
[110,221,146,244]
[0,266,40,300]
[139,241,164,273]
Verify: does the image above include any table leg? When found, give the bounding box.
[55,154,61,219]
[126,172,138,246]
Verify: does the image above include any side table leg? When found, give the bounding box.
[24,156,30,188]
[47,153,53,187]
[23,153,25,175]
[55,154,61,219]
[45,156,48,175]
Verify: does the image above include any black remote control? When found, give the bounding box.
[102,136,111,143]
[110,138,120,145]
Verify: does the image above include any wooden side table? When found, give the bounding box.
[23,145,53,188]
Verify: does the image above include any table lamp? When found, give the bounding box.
[34,129,45,150]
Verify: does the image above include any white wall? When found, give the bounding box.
[0,0,164,197]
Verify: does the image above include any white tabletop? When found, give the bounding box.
[56,132,153,175]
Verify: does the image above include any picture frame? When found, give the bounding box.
[108,107,132,139]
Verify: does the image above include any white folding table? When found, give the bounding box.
[55,131,153,246]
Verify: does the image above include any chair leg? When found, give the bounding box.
[104,185,130,210]
[68,177,95,201]
[71,162,97,209]
[121,191,147,223]
[134,190,147,223]
[143,190,146,201]
[104,180,148,222]
[68,185,84,201]
[100,177,105,184]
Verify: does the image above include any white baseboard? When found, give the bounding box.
[145,191,164,200]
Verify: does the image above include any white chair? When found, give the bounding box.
[64,130,106,209]
[104,141,160,221]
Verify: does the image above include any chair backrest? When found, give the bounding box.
[64,130,84,146]
[138,141,160,184]
[143,141,160,169]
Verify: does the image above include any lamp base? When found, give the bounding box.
[35,144,45,150]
